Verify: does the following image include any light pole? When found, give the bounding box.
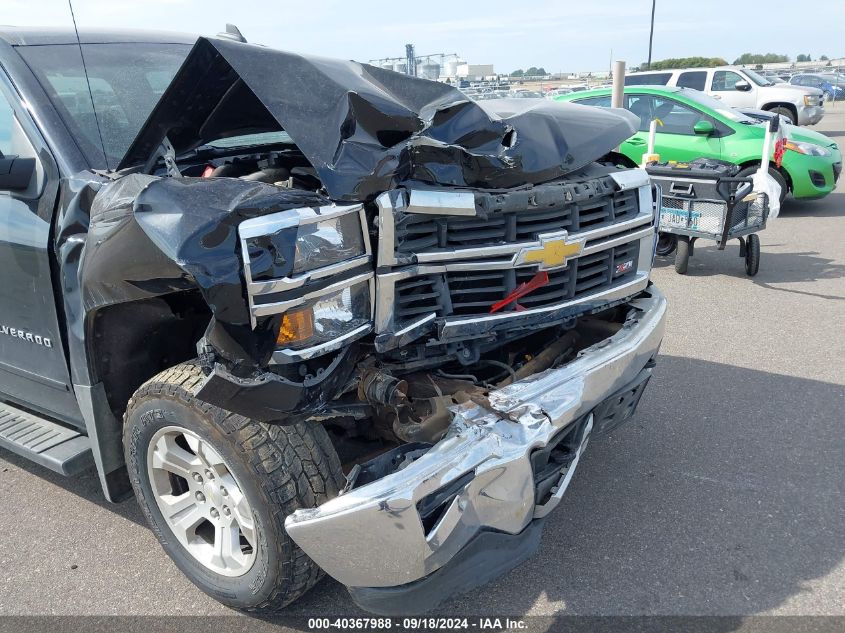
[646,0,656,70]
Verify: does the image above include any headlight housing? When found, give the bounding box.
[238,203,375,362]
[292,213,366,275]
[803,95,815,106]
[275,281,372,352]
[784,140,832,156]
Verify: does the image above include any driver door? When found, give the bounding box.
[0,73,83,426]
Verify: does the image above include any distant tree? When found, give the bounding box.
[733,52,789,64]
[510,69,524,77]
[523,67,548,77]
[796,54,813,62]
[648,56,728,70]
[820,55,829,61]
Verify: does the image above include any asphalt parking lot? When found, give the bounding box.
[1,112,843,620]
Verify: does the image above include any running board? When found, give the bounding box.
[0,401,93,475]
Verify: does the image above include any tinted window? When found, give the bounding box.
[624,95,706,135]
[17,43,191,169]
[573,95,612,107]
[625,73,672,86]
[712,71,746,91]
[677,71,707,91]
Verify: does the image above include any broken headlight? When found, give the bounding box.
[292,213,366,275]
[276,281,371,351]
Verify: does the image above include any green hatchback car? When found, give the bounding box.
[555,86,841,200]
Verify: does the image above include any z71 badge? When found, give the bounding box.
[0,325,53,348]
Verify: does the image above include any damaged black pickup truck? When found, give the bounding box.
[0,27,666,614]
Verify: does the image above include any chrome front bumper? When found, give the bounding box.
[285,286,667,590]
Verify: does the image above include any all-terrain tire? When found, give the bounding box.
[123,362,344,612]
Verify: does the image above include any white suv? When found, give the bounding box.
[626,66,824,126]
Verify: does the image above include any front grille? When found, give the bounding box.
[394,183,639,254]
[395,240,640,322]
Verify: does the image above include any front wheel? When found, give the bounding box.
[123,362,344,612]
[736,165,788,205]
[766,106,796,125]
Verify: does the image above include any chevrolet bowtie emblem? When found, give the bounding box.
[513,231,586,270]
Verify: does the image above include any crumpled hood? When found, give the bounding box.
[118,37,638,201]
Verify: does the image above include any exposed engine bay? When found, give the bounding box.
[339,306,628,450]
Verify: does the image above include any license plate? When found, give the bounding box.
[660,208,700,230]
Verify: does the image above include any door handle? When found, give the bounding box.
[711,94,722,99]
[627,138,647,146]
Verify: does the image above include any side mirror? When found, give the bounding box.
[735,80,752,92]
[0,155,36,190]
[693,120,715,135]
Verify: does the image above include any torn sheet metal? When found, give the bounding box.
[78,174,330,370]
[118,37,638,201]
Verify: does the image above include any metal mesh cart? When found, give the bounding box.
[647,159,769,275]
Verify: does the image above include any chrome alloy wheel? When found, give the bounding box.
[147,426,257,577]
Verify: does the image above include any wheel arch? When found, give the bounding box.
[80,291,212,501]
[761,102,798,123]
[87,291,213,422]
[736,158,793,193]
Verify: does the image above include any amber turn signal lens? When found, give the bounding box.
[276,308,315,345]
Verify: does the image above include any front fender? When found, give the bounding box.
[80,174,330,370]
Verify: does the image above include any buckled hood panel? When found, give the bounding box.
[118,37,638,201]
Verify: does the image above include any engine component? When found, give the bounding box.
[359,370,408,407]
[241,166,291,183]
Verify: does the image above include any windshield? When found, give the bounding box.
[17,42,192,169]
[743,69,774,87]
[677,89,758,124]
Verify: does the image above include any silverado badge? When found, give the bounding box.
[512,230,586,271]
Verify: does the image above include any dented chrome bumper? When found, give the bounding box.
[285,286,667,595]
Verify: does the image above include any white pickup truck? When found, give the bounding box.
[626,66,825,126]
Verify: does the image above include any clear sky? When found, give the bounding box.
[3,0,841,73]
